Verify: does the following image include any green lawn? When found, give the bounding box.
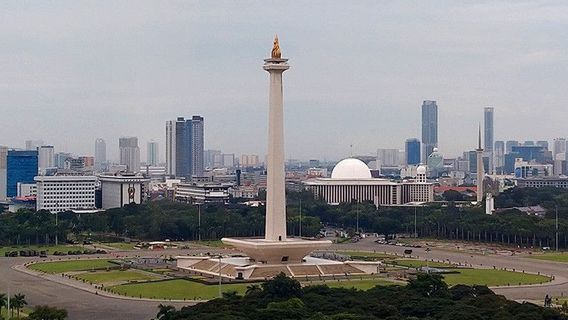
[1,306,31,319]
[389,259,456,269]
[443,269,551,286]
[336,251,397,260]
[0,244,86,256]
[190,240,229,248]
[29,259,117,273]
[528,253,568,263]
[75,270,160,284]
[111,279,249,300]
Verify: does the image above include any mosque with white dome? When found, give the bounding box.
[304,158,433,206]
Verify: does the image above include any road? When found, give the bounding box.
[0,247,231,320]
[2,240,568,319]
[332,239,568,300]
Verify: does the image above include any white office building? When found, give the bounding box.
[99,173,150,209]
[119,137,140,173]
[34,175,97,212]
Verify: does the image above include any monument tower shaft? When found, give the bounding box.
[263,36,289,241]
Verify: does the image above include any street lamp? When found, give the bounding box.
[218,255,222,298]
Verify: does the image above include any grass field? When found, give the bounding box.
[1,306,31,319]
[389,259,456,269]
[336,251,397,260]
[528,253,568,263]
[443,269,551,287]
[30,259,116,274]
[111,279,249,300]
[0,244,86,256]
[190,240,228,248]
[75,270,160,284]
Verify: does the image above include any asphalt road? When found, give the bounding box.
[0,248,231,320]
[2,241,568,319]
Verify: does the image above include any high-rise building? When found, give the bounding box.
[0,146,7,201]
[147,141,159,166]
[191,116,204,176]
[376,149,401,167]
[165,120,176,176]
[421,100,438,161]
[553,138,567,160]
[95,138,107,172]
[119,137,140,173]
[405,138,421,165]
[484,107,494,174]
[55,152,72,169]
[494,141,505,174]
[165,116,204,179]
[38,145,55,175]
[7,150,38,197]
[505,140,519,154]
[204,150,222,169]
[536,140,549,149]
[25,140,44,151]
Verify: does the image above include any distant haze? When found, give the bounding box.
[1,1,567,161]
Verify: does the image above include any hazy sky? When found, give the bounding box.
[1,1,567,162]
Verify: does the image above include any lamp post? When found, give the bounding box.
[299,197,302,237]
[556,206,559,252]
[198,203,202,242]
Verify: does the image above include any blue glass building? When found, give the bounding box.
[7,150,38,197]
[405,138,421,165]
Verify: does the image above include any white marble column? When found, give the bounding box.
[263,57,289,241]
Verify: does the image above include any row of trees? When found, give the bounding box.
[0,293,67,320]
[2,187,568,249]
[156,273,565,320]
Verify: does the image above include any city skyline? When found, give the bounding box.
[1,2,568,160]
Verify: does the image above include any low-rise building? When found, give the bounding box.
[34,175,97,212]
[99,173,150,209]
[174,182,231,204]
[516,177,568,188]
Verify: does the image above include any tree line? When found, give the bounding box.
[155,273,566,320]
[2,187,568,249]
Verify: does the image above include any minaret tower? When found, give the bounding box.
[476,125,485,203]
[263,35,289,241]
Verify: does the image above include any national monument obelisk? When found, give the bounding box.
[221,36,331,264]
[264,35,289,242]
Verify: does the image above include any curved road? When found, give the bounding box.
[2,241,568,319]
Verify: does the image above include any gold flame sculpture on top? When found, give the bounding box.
[271,35,281,59]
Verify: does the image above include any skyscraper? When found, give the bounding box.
[421,100,438,161]
[95,138,106,172]
[147,141,159,166]
[553,138,567,160]
[484,107,494,174]
[25,140,44,150]
[494,141,505,174]
[166,120,176,176]
[7,150,38,197]
[191,116,204,176]
[165,116,204,179]
[405,138,421,165]
[38,145,55,175]
[0,146,7,201]
[476,126,484,203]
[119,137,140,173]
[505,140,519,154]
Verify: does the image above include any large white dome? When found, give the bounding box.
[331,158,372,179]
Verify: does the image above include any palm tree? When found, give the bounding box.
[12,293,27,319]
[0,293,6,318]
[245,284,262,297]
[156,304,175,320]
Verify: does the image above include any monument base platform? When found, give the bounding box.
[177,255,381,280]
[221,237,332,264]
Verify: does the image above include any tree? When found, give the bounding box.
[11,293,27,319]
[261,273,303,299]
[245,284,262,297]
[156,304,176,320]
[407,273,449,298]
[28,305,68,320]
[0,293,6,318]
